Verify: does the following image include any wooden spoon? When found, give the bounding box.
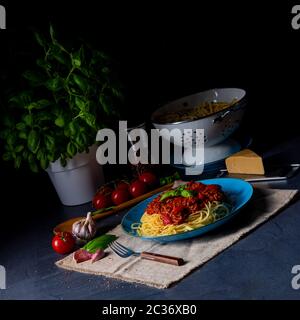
[53,183,173,234]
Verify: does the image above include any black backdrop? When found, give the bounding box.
[1,2,298,138]
[0,1,299,208]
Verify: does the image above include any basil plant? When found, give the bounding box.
[0,25,123,172]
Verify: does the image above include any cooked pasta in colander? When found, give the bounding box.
[156,99,238,124]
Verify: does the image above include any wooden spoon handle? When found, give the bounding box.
[141,252,184,266]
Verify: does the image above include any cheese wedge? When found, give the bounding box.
[225,149,265,175]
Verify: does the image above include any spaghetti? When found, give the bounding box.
[131,181,231,237]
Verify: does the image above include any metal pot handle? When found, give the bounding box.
[213,99,247,124]
[213,110,231,123]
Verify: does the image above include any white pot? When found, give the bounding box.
[46,145,104,206]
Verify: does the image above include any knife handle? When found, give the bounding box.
[141,252,184,266]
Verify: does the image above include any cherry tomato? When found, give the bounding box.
[52,232,75,254]
[116,181,130,191]
[92,193,113,209]
[97,185,113,195]
[111,188,131,205]
[129,180,148,198]
[139,172,158,188]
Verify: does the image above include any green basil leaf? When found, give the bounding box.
[18,131,27,140]
[7,133,17,146]
[45,77,63,92]
[22,150,29,160]
[36,112,53,122]
[19,91,33,105]
[67,142,77,158]
[22,70,45,86]
[75,132,87,148]
[44,134,55,152]
[99,94,111,115]
[159,177,167,186]
[64,126,71,137]
[160,190,177,202]
[111,87,124,100]
[23,114,33,126]
[36,99,51,109]
[55,116,65,127]
[71,51,82,68]
[174,172,180,180]
[28,99,51,110]
[40,155,49,170]
[74,96,88,112]
[34,31,47,48]
[60,155,67,167]
[181,189,195,198]
[28,154,39,173]
[159,172,181,186]
[68,121,78,136]
[72,73,88,92]
[28,130,40,154]
[47,153,55,162]
[36,149,43,161]
[49,24,56,42]
[14,156,22,169]
[50,44,70,66]
[9,96,23,107]
[16,122,26,131]
[15,145,24,153]
[36,58,51,72]
[81,113,96,128]
[3,152,11,161]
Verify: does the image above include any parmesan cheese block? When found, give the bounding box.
[225,149,265,175]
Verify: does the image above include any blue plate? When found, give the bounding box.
[121,178,253,242]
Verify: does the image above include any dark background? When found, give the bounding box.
[0,2,298,215]
[1,1,297,136]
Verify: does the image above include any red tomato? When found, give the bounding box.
[92,193,112,209]
[139,172,158,188]
[116,181,130,191]
[97,185,113,196]
[111,188,131,205]
[52,232,75,254]
[129,180,148,198]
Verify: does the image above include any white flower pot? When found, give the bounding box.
[46,145,104,206]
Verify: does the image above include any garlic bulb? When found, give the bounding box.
[72,212,97,244]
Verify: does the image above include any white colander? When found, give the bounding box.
[151,88,247,148]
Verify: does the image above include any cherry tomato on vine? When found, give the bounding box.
[116,181,130,192]
[129,180,148,198]
[139,172,158,188]
[92,193,112,209]
[111,188,131,205]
